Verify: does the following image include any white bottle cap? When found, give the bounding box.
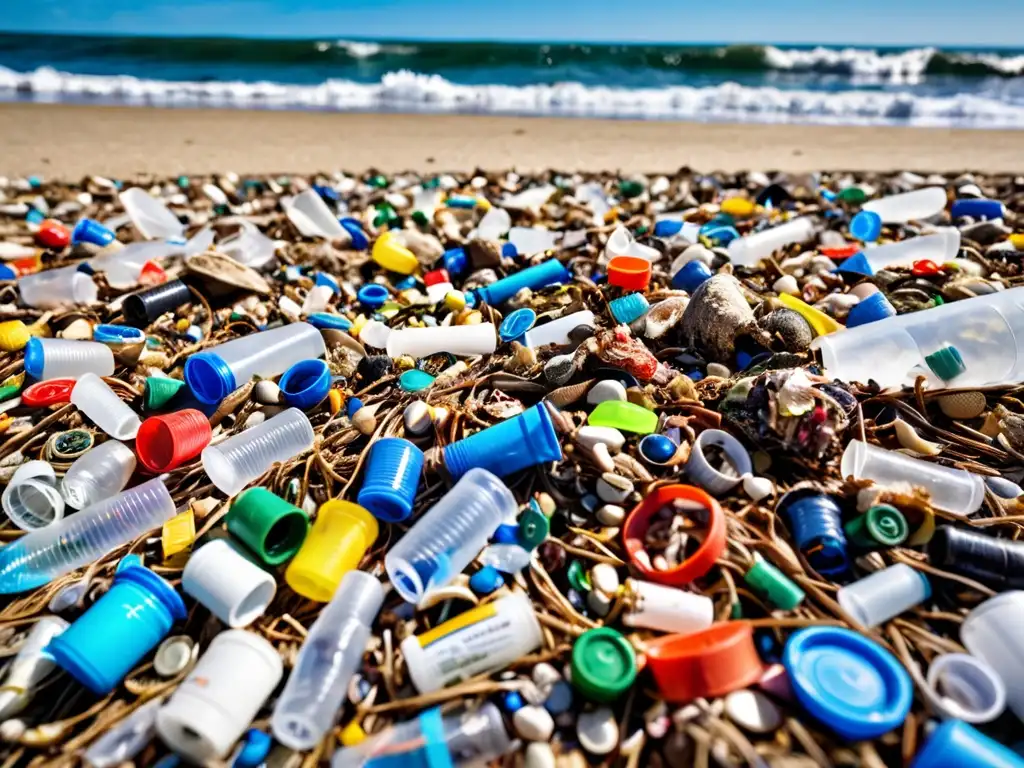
[926,653,1005,724]
[182,540,276,628]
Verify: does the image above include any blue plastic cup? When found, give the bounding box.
[278,359,331,410]
[357,438,425,523]
[47,563,185,694]
[71,218,117,248]
[911,720,1024,768]
[950,198,1005,221]
[444,402,563,480]
[475,259,570,306]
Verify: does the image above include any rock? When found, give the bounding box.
[525,742,556,768]
[467,238,503,269]
[576,426,625,453]
[253,379,281,405]
[590,563,620,595]
[772,275,800,296]
[724,689,782,734]
[706,362,731,378]
[398,229,444,264]
[681,274,762,363]
[587,380,627,405]
[532,662,562,692]
[544,354,577,386]
[514,705,555,741]
[644,297,688,340]
[404,401,433,435]
[596,473,633,503]
[985,475,1023,499]
[760,308,814,353]
[577,707,618,755]
[742,475,774,502]
[586,588,612,617]
[596,504,626,526]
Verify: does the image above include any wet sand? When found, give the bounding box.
[1,103,1023,178]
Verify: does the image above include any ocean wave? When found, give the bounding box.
[3,66,1024,127]
[316,40,420,59]
[764,45,1024,80]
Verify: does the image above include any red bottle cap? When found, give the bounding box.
[622,484,726,586]
[819,244,861,260]
[912,259,941,276]
[21,379,75,407]
[35,219,70,250]
[139,261,169,286]
[645,621,764,702]
[607,256,652,291]
[135,409,212,473]
[424,268,451,287]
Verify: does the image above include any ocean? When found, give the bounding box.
[2,32,1024,128]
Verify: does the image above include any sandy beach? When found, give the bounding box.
[2,103,1023,178]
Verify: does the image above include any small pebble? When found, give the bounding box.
[742,474,774,502]
[532,662,562,692]
[706,362,731,378]
[252,380,281,405]
[596,472,633,503]
[985,475,1023,499]
[577,426,625,452]
[586,588,612,617]
[513,705,555,741]
[577,707,618,755]
[359,319,391,349]
[773,274,800,295]
[724,689,783,734]
[590,563,620,596]
[596,504,626,526]
[544,680,574,715]
[525,742,556,768]
[404,401,433,435]
[587,379,628,405]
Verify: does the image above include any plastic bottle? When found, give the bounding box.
[61,439,137,510]
[910,720,1024,768]
[839,230,961,277]
[70,373,142,440]
[23,337,114,381]
[18,265,98,308]
[0,477,176,594]
[836,563,931,627]
[0,616,68,718]
[727,217,816,267]
[475,259,570,306]
[862,186,947,223]
[522,310,595,349]
[442,403,562,480]
[385,322,496,359]
[961,591,1024,720]
[271,571,384,750]
[91,234,211,289]
[201,407,315,496]
[2,460,65,530]
[286,501,379,602]
[332,704,512,768]
[385,468,517,603]
[119,187,186,240]
[400,592,542,692]
[184,322,326,404]
[841,440,985,516]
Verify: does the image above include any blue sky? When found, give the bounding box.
[6,0,1023,46]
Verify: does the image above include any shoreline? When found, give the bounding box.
[2,103,1023,178]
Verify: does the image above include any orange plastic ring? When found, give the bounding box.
[622,484,725,586]
[607,256,652,291]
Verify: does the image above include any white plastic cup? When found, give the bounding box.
[2,460,65,530]
[862,186,947,223]
[686,429,753,496]
[386,323,497,359]
[70,374,141,441]
[926,653,1006,724]
[61,440,136,510]
[283,189,350,242]
[727,217,816,267]
[836,563,931,628]
[119,188,186,240]
[156,629,283,763]
[522,310,596,350]
[622,579,714,635]
[858,230,960,273]
[182,540,277,628]
[18,266,98,309]
[961,591,1024,720]
[841,440,985,517]
[24,337,114,381]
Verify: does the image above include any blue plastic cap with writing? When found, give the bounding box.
[71,218,116,248]
[184,351,237,404]
[340,218,369,250]
[279,359,331,410]
[783,626,911,741]
[307,312,352,332]
[654,220,684,238]
[911,720,1024,768]
[672,260,713,293]
[358,284,389,309]
[444,402,563,480]
[951,198,1005,221]
[23,337,44,379]
[475,259,570,306]
[834,251,874,277]
[846,292,897,328]
[850,210,882,242]
[357,437,425,523]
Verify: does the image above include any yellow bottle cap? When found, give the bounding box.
[778,293,844,337]
[285,500,379,602]
[339,720,367,746]
[1011,233,1024,250]
[0,320,30,352]
[721,197,756,218]
[371,232,419,275]
[162,509,196,561]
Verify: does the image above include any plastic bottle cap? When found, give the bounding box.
[399,369,435,392]
[926,345,966,381]
[639,434,677,464]
[136,409,212,474]
[357,284,389,308]
[423,269,450,287]
[93,324,146,344]
[819,244,861,259]
[845,292,897,328]
[571,627,637,702]
[0,320,30,352]
[850,210,882,242]
[278,359,331,410]
[371,232,419,275]
[517,506,549,550]
[845,504,909,547]
[783,626,912,740]
[227,488,310,566]
[306,312,353,332]
[21,379,75,408]
[607,256,652,291]
[672,260,713,293]
[499,308,537,342]
[834,251,875,277]
[184,352,237,405]
[339,219,369,250]
[645,621,763,702]
[23,336,44,379]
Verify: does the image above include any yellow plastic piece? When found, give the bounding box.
[371,232,419,275]
[444,290,466,312]
[174,318,190,332]
[0,320,30,352]
[1011,234,1024,250]
[475,198,492,212]
[721,197,756,218]
[339,721,367,747]
[778,293,844,337]
[328,389,344,416]
[395,355,416,370]
[458,310,483,326]
[162,509,196,562]
[603,207,623,224]
[350,314,368,338]
[285,500,379,602]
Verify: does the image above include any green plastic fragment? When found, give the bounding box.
[744,556,806,610]
[838,187,868,203]
[517,506,550,551]
[399,369,435,393]
[588,400,658,435]
[143,377,186,410]
[567,560,591,592]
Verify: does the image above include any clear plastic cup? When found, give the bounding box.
[862,186,947,223]
[70,373,142,440]
[685,429,753,496]
[836,563,931,628]
[23,337,114,381]
[61,440,137,510]
[841,440,985,517]
[961,591,1024,720]
[522,310,595,349]
[925,653,1006,724]
[214,219,278,270]
[385,468,517,603]
[201,408,315,496]
[386,323,496,359]
[727,217,815,267]
[508,226,559,255]
[283,189,349,241]
[18,266,98,309]
[2,460,64,530]
[119,187,186,240]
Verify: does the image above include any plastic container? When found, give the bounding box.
[443,403,562,480]
[401,592,542,692]
[47,563,185,693]
[926,653,1006,724]
[61,439,136,510]
[386,468,516,603]
[607,256,652,291]
[841,440,985,516]
[961,591,1024,720]
[522,310,595,349]
[283,188,349,241]
[71,373,142,440]
[0,477,175,594]
[18,265,97,308]
[357,438,425,522]
[385,323,496,359]
[727,217,815,267]
[862,186,946,223]
[778,490,848,575]
[272,571,384,750]
[2,460,64,531]
[837,563,931,627]
[227,487,310,565]
[122,279,192,328]
[332,704,511,768]
[119,187,186,240]
[278,359,331,410]
[202,408,315,496]
[475,259,571,306]
[182,539,277,628]
[912,720,1024,768]
[622,579,714,635]
[685,429,753,495]
[135,409,212,473]
[928,525,1024,590]
[371,232,418,274]
[185,322,326,404]
[0,615,68,718]
[845,292,897,328]
[157,630,283,764]
[609,293,650,325]
[839,230,961,277]
[646,621,763,702]
[24,337,114,381]
[285,500,379,602]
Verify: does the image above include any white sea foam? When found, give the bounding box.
[318,40,419,58]
[2,66,1023,128]
[764,45,1024,81]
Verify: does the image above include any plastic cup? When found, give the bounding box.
[283,188,349,241]
[285,500,379,602]
[685,429,753,496]
[18,266,98,309]
[443,402,562,480]
[119,187,186,240]
[1,460,64,531]
[837,563,931,628]
[357,438,425,522]
[227,487,309,566]
[70,373,142,440]
[278,359,331,410]
[182,539,277,628]
[61,439,136,510]
[961,591,1024,720]
[926,653,1005,724]
[135,409,212,473]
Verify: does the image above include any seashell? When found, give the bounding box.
[938,391,986,419]
[351,406,376,435]
[547,379,595,408]
[323,329,366,358]
[644,297,688,340]
[185,251,271,294]
[58,318,94,340]
[416,584,477,611]
[894,419,943,456]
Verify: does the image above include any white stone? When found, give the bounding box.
[532,662,562,693]
[596,504,626,526]
[596,473,633,504]
[525,742,556,768]
[404,401,433,435]
[706,363,731,378]
[742,474,774,502]
[590,563,620,596]
[773,275,800,296]
[577,426,625,453]
[359,319,391,349]
[725,689,782,734]
[586,588,612,617]
[577,708,618,755]
[514,705,555,742]
[587,380,628,405]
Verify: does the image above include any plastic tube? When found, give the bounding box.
[840,231,961,276]
[841,440,985,516]
[2,460,64,530]
[119,187,186,240]
[61,440,137,510]
[522,309,596,349]
[0,477,176,594]
[182,539,277,628]
[813,286,1024,390]
[929,525,1024,590]
[286,501,379,602]
[727,217,815,267]
[778,490,849,575]
[622,579,714,635]
[184,322,326,404]
[18,266,97,308]
[385,468,517,603]
[272,571,384,750]
[23,337,114,381]
[71,373,142,440]
[0,616,68,718]
[122,279,192,328]
[443,403,561,480]
[385,323,496,359]
[475,259,570,306]
[135,409,212,473]
[862,186,947,223]
[910,720,1024,768]
[201,408,315,496]
[357,438,424,522]
[837,563,931,627]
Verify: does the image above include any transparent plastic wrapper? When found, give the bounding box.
[961,592,1024,720]
[184,322,326,404]
[841,440,985,516]
[18,265,97,308]
[61,440,136,510]
[202,407,315,496]
[283,189,350,241]
[862,186,947,223]
[214,219,278,270]
[727,217,815,267]
[813,286,1024,390]
[23,337,114,381]
[0,616,68,718]
[0,477,176,594]
[83,699,161,768]
[475,206,510,240]
[118,187,186,240]
[385,468,516,603]
[385,323,496,359]
[272,571,384,750]
[523,310,596,349]
[70,373,142,440]
[602,225,661,264]
[91,231,212,289]
[2,460,65,530]
[836,563,931,627]
[508,226,559,255]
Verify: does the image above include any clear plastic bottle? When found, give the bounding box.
[184,322,326,404]
[18,266,98,309]
[385,323,497,359]
[0,615,68,718]
[61,440,137,510]
[70,373,142,440]
[202,408,315,496]
[385,468,516,603]
[0,477,176,594]
[271,571,384,750]
[23,337,114,381]
[727,217,815,267]
[862,186,947,223]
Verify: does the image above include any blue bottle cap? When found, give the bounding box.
[393,276,417,292]
[469,565,505,595]
[672,260,713,293]
[846,292,897,328]
[850,210,882,242]
[314,272,340,294]
[358,283,389,309]
[306,312,352,331]
[23,336,44,379]
[357,437,425,523]
[233,729,273,768]
[499,308,537,342]
[0,265,15,280]
[340,218,369,250]
[278,359,331,410]
[493,523,520,544]
[911,719,1024,768]
[94,324,146,344]
[71,218,116,248]
[312,184,339,202]
[609,293,650,325]
[443,247,468,276]
[654,220,683,237]
[184,351,237,404]
[502,242,519,260]
[834,251,875,277]
[784,626,911,741]
[25,208,44,225]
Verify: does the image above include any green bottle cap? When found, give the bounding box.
[838,187,868,203]
[411,210,430,227]
[517,506,550,551]
[744,557,806,610]
[925,345,966,382]
[227,488,310,566]
[588,400,658,435]
[571,627,637,703]
[619,180,644,199]
[845,504,909,548]
[143,377,186,410]
[567,560,591,592]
